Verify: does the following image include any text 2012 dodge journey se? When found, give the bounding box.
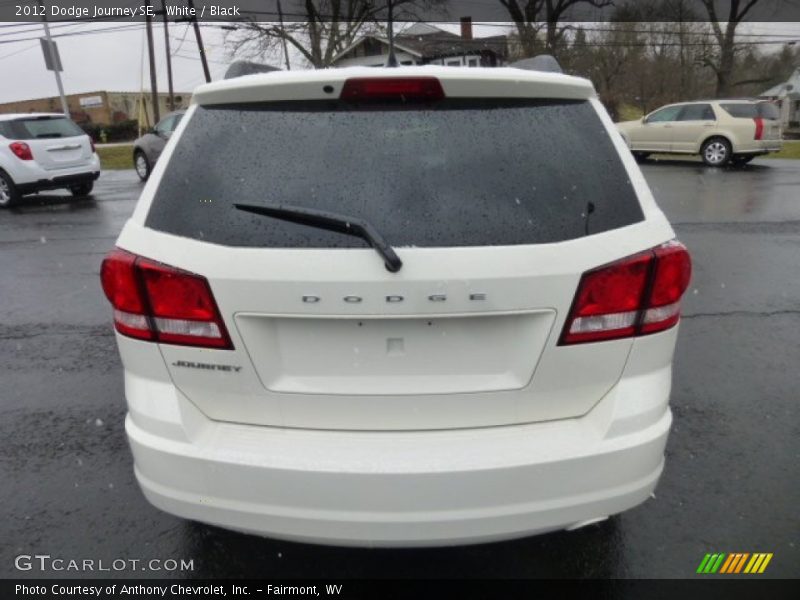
[100,66,691,546]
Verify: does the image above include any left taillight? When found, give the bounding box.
[100,248,233,349]
[560,240,691,345]
[90,138,96,153]
[9,141,33,161]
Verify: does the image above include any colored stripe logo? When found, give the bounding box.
[696,552,773,574]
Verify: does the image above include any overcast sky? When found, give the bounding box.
[0,21,798,104]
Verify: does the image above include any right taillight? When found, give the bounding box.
[560,240,691,345]
[100,248,232,349]
[753,117,764,140]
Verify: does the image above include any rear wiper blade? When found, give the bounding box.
[234,202,403,273]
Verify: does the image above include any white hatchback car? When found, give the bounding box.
[0,113,101,207]
[617,99,782,167]
[101,66,691,546]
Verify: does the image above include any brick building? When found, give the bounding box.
[0,90,191,128]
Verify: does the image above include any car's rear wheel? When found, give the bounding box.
[69,182,94,197]
[134,150,151,181]
[0,170,20,208]
[701,137,731,167]
[731,155,755,167]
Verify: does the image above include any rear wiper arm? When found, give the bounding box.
[234,202,403,273]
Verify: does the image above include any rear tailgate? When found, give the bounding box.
[758,101,782,139]
[119,69,673,431]
[6,116,94,171]
[119,232,650,431]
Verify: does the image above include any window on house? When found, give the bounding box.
[363,39,383,57]
[446,59,461,66]
[467,58,479,67]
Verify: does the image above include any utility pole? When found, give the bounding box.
[161,0,175,111]
[187,0,211,82]
[385,0,398,67]
[38,1,69,115]
[277,0,291,70]
[144,0,160,123]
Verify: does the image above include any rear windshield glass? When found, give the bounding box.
[720,102,779,120]
[146,99,644,248]
[1,117,85,139]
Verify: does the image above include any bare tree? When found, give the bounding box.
[499,0,612,58]
[542,0,613,54]
[700,0,767,97]
[498,0,545,58]
[226,0,431,69]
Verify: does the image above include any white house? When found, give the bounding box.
[759,67,800,130]
[331,20,508,69]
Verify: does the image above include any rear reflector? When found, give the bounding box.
[100,249,232,349]
[753,117,764,140]
[340,77,445,102]
[560,240,691,345]
[9,141,33,161]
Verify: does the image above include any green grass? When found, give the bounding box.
[763,140,800,159]
[97,145,134,170]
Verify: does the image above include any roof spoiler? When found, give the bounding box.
[511,55,563,74]
[224,61,281,79]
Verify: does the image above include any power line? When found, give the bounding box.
[458,21,800,38]
[0,21,86,60]
[0,23,146,45]
[0,41,39,60]
[0,21,96,37]
[173,52,227,65]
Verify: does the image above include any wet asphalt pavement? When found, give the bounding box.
[1,159,798,579]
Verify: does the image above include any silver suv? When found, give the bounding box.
[617,99,782,166]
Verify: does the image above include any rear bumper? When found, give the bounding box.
[736,140,783,154]
[125,347,674,546]
[128,410,669,547]
[8,151,101,191]
[17,170,100,194]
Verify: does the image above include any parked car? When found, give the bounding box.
[0,113,100,208]
[132,111,185,181]
[617,99,782,167]
[100,66,691,546]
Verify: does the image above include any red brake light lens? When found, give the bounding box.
[9,141,33,161]
[640,241,692,335]
[753,117,764,140]
[90,138,96,153]
[561,241,691,344]
[100,249,152,341]
[100,249,232,349]
[340,77,445,102]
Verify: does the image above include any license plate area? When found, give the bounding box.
[235,311,556,396]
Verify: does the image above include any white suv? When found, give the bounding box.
[0,113,101,207]
[101,66,691,546]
